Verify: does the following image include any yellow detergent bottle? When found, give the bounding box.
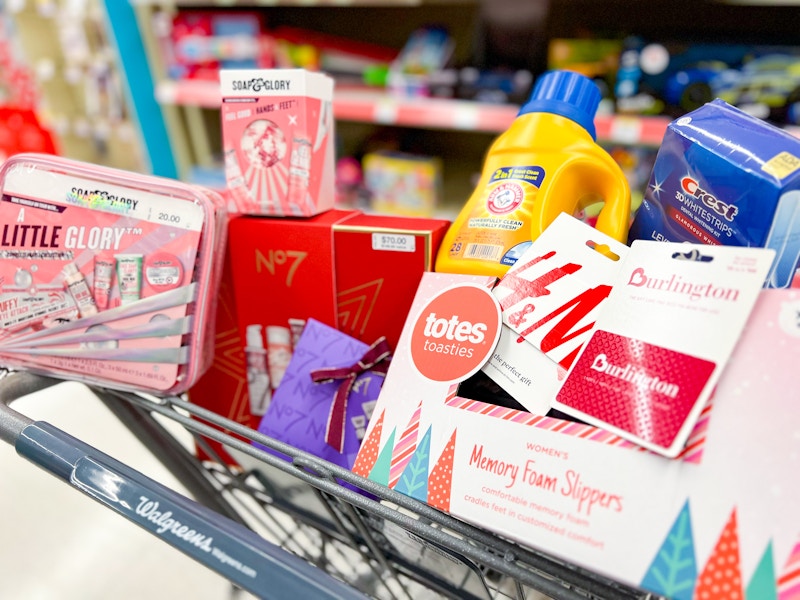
[435,70,631,277]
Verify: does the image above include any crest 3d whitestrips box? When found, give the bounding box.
[0,153,226,395]
[629,99,800,288]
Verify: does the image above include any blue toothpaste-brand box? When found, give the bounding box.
[628,99,800,288]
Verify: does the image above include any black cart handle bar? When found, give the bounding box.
[0,371,365,600]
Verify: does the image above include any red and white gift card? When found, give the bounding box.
[553,241,775,457]
[485,213,629,414]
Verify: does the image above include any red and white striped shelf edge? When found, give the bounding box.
[156,78,673,146]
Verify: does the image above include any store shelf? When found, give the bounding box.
[155,78,672,146]
[131,0,473,6]
[4,0,161,174]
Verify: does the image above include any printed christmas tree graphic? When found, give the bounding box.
[394,426,432,502]
[640,499,697,600]
[351,410,384,477]
[777,538,800,600]
[695,509,743,600]
[369,428,396,487]
[388,402,422,489]
[746,541,777,600]
[427,429,457,512]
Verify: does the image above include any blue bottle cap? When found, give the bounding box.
[518,70,601,139]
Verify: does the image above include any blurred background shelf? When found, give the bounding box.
[5,0,800,216]
[155,78,671,143]
[128,0,800,218]
[3,0,176,176]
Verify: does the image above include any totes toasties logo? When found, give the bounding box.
[410,284,502,382]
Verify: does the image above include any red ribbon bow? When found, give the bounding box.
[309,336,392,453]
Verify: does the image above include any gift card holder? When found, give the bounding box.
[484,213,629,414]
[553,240,775,456]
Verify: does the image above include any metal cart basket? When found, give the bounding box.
[0,369,660,600]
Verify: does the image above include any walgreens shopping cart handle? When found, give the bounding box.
[0,374,364,600]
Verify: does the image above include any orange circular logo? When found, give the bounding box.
[409,284,501,382]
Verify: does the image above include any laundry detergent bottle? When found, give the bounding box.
[435,70,631,277]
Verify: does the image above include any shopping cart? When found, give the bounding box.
[0,369,660,600]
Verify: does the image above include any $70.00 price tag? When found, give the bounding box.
[372,233,416,252]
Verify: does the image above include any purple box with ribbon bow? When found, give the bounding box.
[254,318,390,475]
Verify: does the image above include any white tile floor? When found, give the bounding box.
[0,380,249,600]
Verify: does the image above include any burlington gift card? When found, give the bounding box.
[553,241,775,457]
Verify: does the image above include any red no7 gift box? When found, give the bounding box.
[219,210,446,429]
